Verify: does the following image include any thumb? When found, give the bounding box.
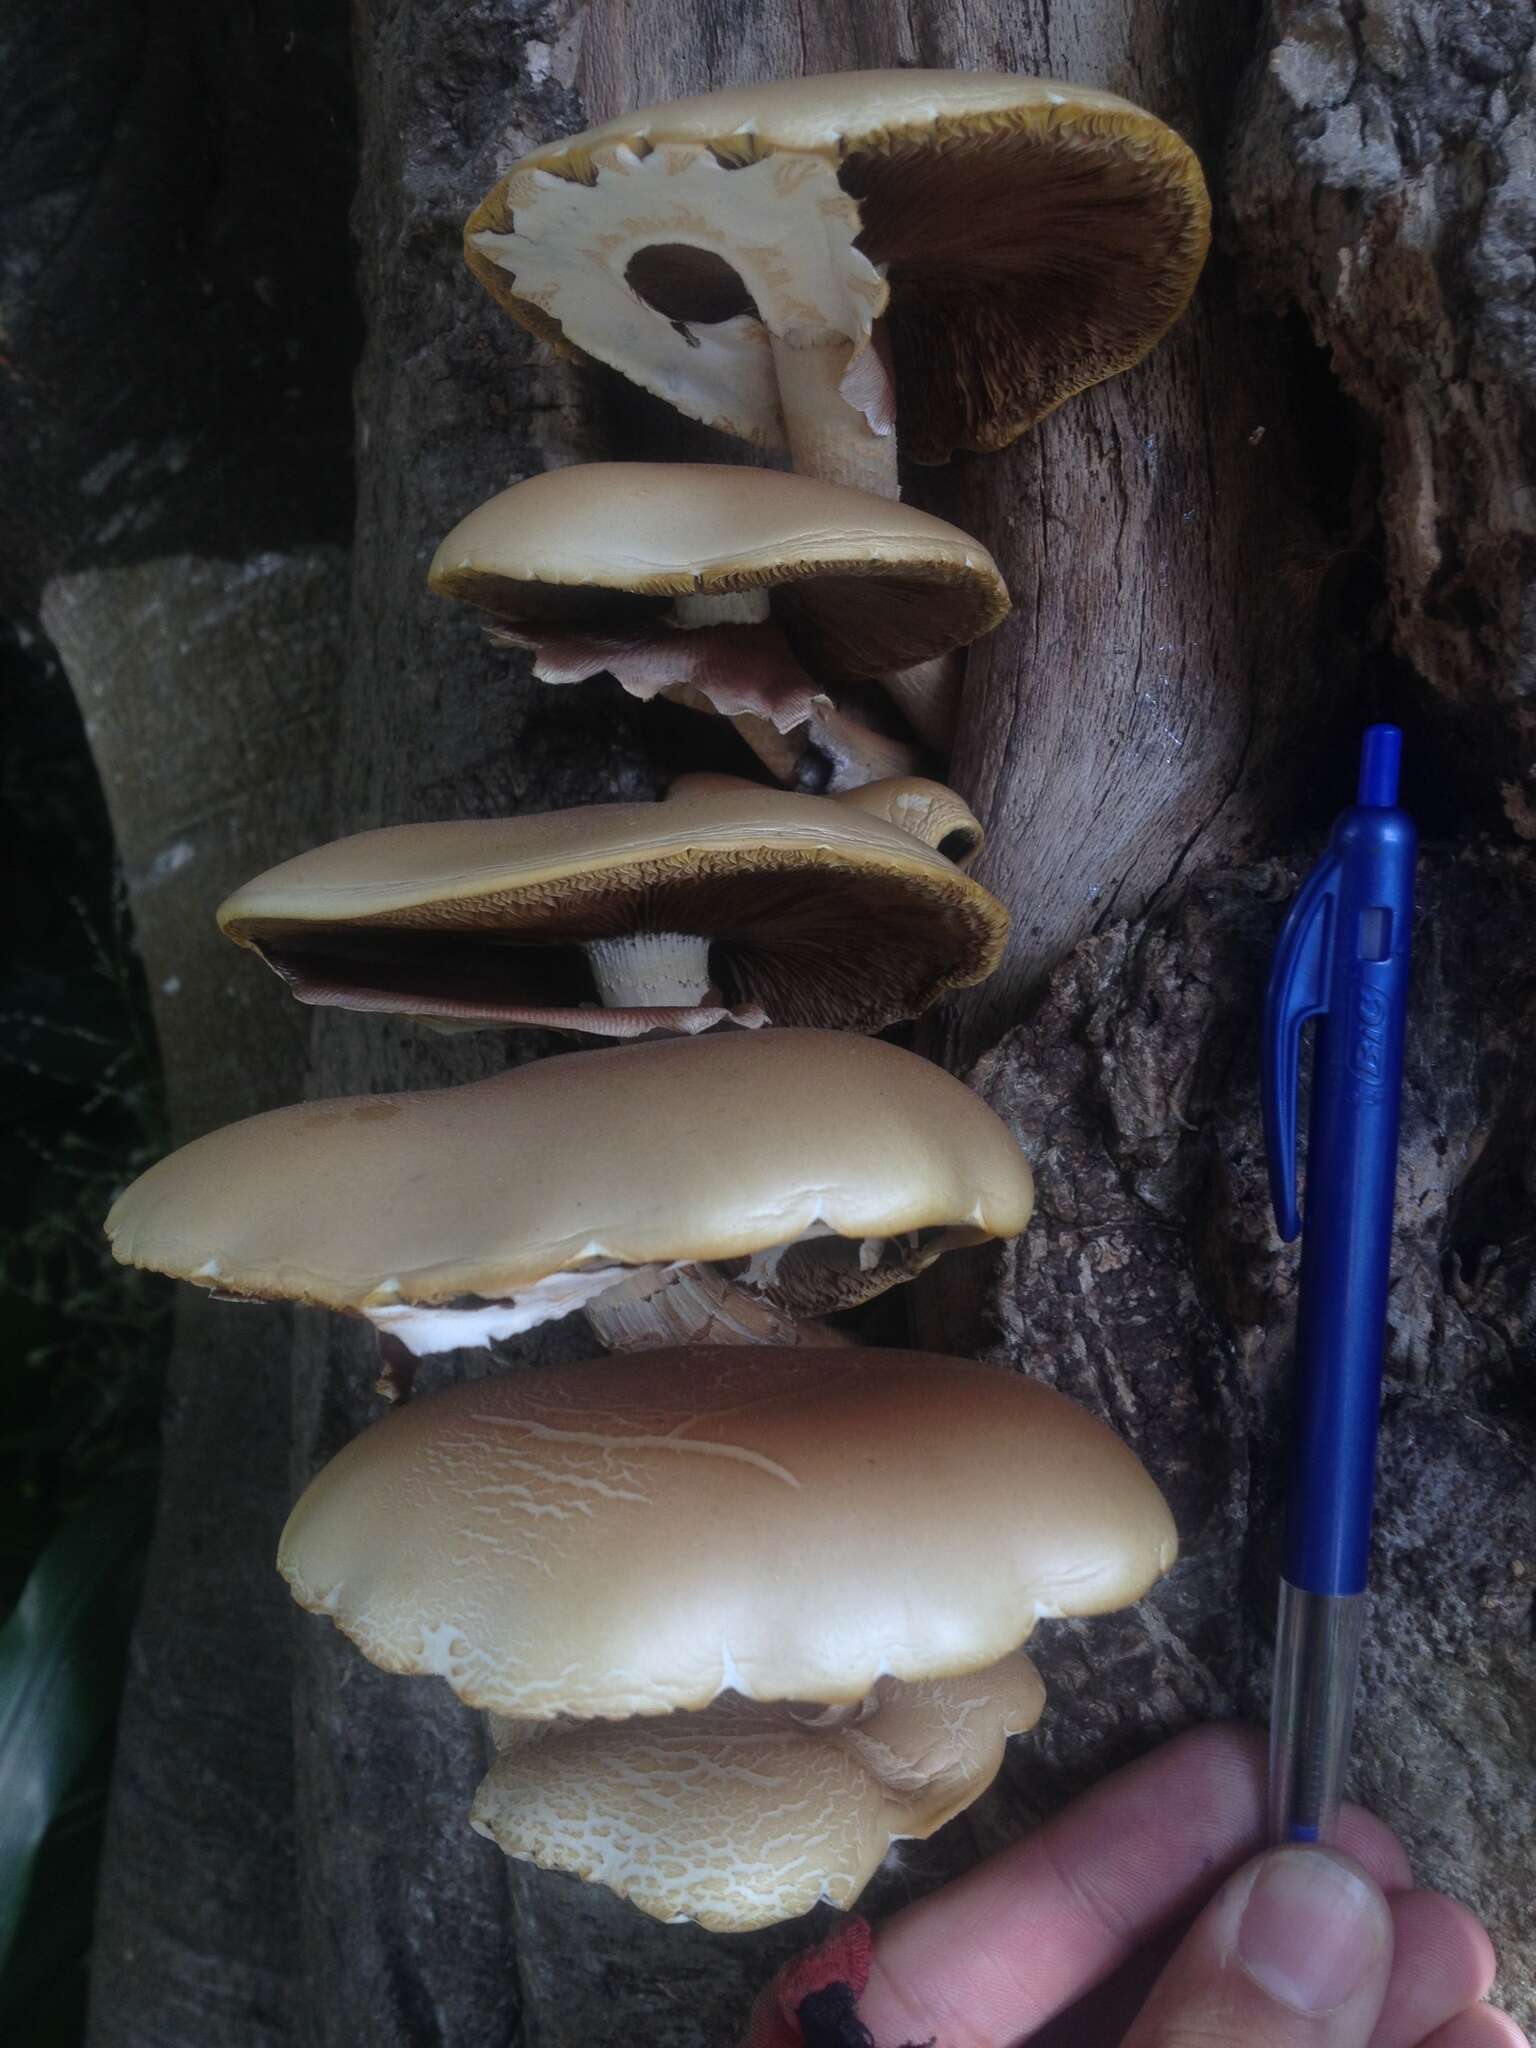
[1123,1846,1394,2048]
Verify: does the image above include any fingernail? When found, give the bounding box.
[1237,1850,1385,2015]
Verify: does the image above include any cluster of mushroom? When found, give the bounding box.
[108,69,1208,1934]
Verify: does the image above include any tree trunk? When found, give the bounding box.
[5,0,1524,2041]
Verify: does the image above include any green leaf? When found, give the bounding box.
[0,1481,151,1976]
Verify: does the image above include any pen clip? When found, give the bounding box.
[1261,852,1342,1242]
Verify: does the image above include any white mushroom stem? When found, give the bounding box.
[766,334,978,773]
[779,1694,882,1730]
[585,1261,854,1352]
[659,686,807,784]
[670,590,772,629]
[806,696,921,792]
[874,651,963,753]
[768,336,900,501]
[584,932,715,1009]
[662,688,921,794]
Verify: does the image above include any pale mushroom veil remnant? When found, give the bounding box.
[428,463,1010,782]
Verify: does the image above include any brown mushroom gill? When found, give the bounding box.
[840,125,1209,462]
[469,75,1209,495]
[615,131,1206,481]
[429,463,1010,787]
[240,859,999,1035]
[440,561,987,682]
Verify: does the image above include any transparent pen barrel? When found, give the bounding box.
[1268,1582,1366,1845]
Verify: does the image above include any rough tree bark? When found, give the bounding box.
[1230,0,1536,833]
[2,0,1522,2041]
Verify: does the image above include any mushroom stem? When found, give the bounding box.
[658,686,808,786]
[805,696,921,793]
[874,651,963,753]
[768,336,900,500]
[585,1262,854,1352]
[670,590,772,628]
[779,1694,882,1730]
[765,337,976,772]
[584,932,715,1010]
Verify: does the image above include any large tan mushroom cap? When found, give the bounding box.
[470,1657,1045,1930]
[104,1030,1034,1314]
[215,783,1006,1034]
[278,1346,1177,1719]
[428,463,1008,673]
[466,70,1210,461]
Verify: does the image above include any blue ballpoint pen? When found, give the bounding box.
[1260,724,1417,1846]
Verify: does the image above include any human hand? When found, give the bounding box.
[745,1723,1526,2048]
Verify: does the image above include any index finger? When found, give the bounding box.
[853,1722,1410,2048]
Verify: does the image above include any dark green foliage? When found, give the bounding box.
[0,1485,153,2007]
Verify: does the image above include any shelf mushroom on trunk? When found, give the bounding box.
[105,1030,1035,1363]
[465,70,1211,500]
[215,777,1005,1038]
[277,1345,1177,1929]
[429,463,1009,779]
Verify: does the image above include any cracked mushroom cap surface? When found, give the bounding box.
[428,462,1009,675]
[278,1345,1177,1723]
[214,781,1006,1035]
[104,1029,1035,1317]
[465,70,1210,461]
[470,1657,1046,1930]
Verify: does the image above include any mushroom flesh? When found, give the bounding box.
[277,1346,1177,1928]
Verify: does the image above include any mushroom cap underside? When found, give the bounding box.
[216,787,1007,1033]
[104,1029,1035,1309]
[428,463,1009,674]
[278,1345,1177,1719]
[466,70,1210,460]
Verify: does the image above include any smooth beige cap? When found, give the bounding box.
[278,1345,1177,1718]
[428,462,1008,674]
[104,1030,1034,1311]
[830,776,984,865]
[466,71,1210,460]
[470,1656,1045,1930]
[215,783,1005,1033]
